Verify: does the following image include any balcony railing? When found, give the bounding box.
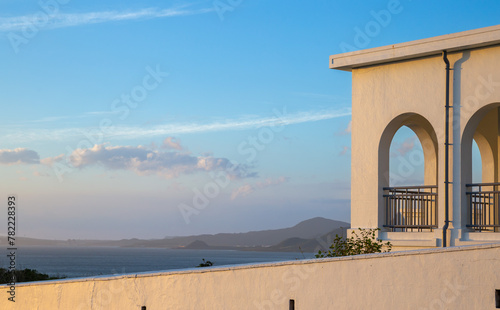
[466,182,500,232]
[383,185,438,232]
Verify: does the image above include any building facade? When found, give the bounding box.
[331,25,500,249]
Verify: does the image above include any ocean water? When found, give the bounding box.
[3,246,311,279]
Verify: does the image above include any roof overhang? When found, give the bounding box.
[330,24,500,72]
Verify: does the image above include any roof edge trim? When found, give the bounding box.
[330,24,500,71]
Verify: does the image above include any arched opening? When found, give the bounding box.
[379,113,438,231]
[389,126,425,187]
[472,139,482,184]
[462,104,500,232]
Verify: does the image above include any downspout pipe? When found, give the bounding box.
[442,50,451,247]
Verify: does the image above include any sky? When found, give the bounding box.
[0,0,496,240]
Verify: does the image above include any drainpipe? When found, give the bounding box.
[442,51,451,247]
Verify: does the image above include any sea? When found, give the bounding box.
[2,246,311,279]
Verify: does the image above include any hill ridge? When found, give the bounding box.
[0,217,350,250]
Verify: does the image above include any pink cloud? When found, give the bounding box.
[42,144,255,179]
[336,120,352,136]
[396,136,416,156]
[162,137,183,150]
[231,176,289,200]
[339,146,350,156]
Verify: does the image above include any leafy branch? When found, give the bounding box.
[315,228,392,258]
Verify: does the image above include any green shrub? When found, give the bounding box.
[315,228,392,258]
[0,268,65,284]
[196,259,213,267]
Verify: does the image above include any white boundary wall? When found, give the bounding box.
[1,243,499,309]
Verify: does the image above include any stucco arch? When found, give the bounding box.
[377,113,439,228]
[461,103,500,185]
[460,103,500,229]
[379,113,439,189]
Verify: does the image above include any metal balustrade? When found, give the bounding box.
[466,182,500,232]
[383,186,438,232]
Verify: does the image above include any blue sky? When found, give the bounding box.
[0,0,495,239]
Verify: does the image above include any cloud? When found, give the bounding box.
[292,92,349,102]
[27,115,74,123]
[25,111,119,124]
[230,184,254,200]
[339,146,350,156]
[40,154,65,166]
[162,137,183,151]
[2,108,352,143]
[43,144,254,179]
[337,120,352,136]
[33,171,50,177]
[396,136,417,156]
[0,148,40,165]
[344,120,352,134]
[112,108,352,138]
[0,7,212,32]
[231,176,289,200]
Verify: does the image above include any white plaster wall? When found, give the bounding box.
[1,244,499,309]
[351,55,444,230]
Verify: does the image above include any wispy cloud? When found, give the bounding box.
[22,111,119,124]
[2,108,352,143]
[292,92,350,102]
[0,7,212,32]
[231,176,289,200]
[84,111,121,116]
[106,108,352,139]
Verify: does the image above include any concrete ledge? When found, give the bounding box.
[379,231,438,247]
[386,239,438,247]
[330,24,500,71]
[461,231,500,242]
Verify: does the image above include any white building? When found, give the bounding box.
[330,24,500,249]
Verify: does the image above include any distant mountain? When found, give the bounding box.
[132,217,349,248]
[0,217,350,252]
[180,226,350,253]
[265,226,349,252]
[184,240,211,249]
[0,236,68,247]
